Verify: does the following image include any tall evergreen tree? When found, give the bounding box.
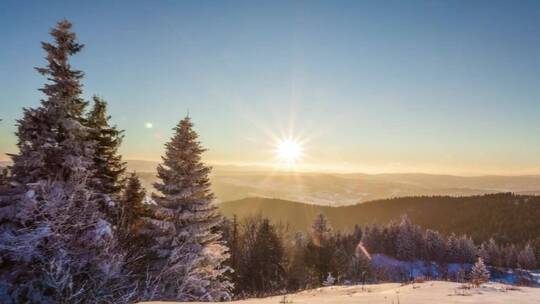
[446,233,461,263]
[311,213,332,247]
[517,244,537,270]
[305,214,335,286]
[119,172,148,237]
[396,215,417,261]
[287,233,308,291]
[424,229,446,263]
[244,219,286,295]
[503,244,518,268]
[86,96,126,198]
[0,20,133,303]
[222,215,241,292]
[117,172,151,290]
[9,20,93,186]
[486,238,503,267]
[142,117,231,301]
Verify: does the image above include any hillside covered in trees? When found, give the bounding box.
[219,193,540,245]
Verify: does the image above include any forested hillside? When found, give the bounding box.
[219,193,540,245]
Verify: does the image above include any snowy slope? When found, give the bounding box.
[143,281,540,303]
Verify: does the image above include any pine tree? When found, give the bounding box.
[333,238,351,282]
[287,233,308,291]
[245,219,286,295]
[354,242,372,283]
[1,20,132,302]
[424,229,446,263]
[116,172,151,291]
[222,215,241,292]
[118,172,149,248]
[311,213,331,246]
[446,233,461,263]
[456,235,477,264]
[9,20,93,186]
[142,117,231,301]
[361,225,383,254]
[86,96,126,198]
[517,244,537,270]
[486,238,502,267]
[503,245,518,268]
[305,214,335,285]
[119,172,147,235]
[396,215,416,261]
[470,258,490,287]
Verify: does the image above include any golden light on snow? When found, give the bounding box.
[276,139,303,164]
[144,122,153,129]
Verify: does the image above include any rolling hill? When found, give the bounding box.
[218,193,540,244]
[133,168,540,206]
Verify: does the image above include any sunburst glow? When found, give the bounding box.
[276,139,303,163]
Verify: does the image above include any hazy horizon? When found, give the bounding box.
[3,1,540,175]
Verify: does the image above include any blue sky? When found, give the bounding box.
[2,0,540,174]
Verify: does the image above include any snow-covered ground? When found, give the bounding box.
[144,281,540,304]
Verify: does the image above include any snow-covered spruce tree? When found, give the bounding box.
[0,20,132,303]
[0,174,133,303]
[86,96,126,201]
[424,229,446,263]
[503,244,518,268]
[470,258,490,287]
[485,238,502,267]
[9,20,93,186]
[396,215,416,261]
[142,117,231,301]
[517,244,537,270]
[457,235,477,264]
[445,233,461,263]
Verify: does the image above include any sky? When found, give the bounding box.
[2,0,540,175]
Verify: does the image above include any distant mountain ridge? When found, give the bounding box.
[4,159,540,206]
[128,159,540,205]
[218,194,540,245]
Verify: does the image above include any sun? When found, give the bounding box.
[276,139,303,163]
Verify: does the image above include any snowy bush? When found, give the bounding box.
[322,273,336,286]
[470,258,490,287]
[0,178,133,303]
